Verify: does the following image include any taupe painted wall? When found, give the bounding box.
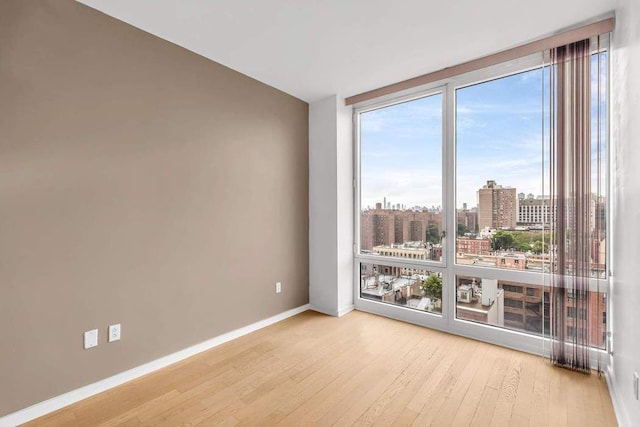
[0,0,308,416]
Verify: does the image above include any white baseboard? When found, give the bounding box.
[309,303,354,317]
[605,365,632,427]
[337,304,355,317]
[0,304,310,427]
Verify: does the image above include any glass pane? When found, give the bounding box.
[360,262,442,315]
[455,275,606,348]
[590,51,608,279]
[456,67,549,272]
[360,94,443,261]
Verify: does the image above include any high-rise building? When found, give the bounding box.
[478,180,517,229]
[517,193,555,226]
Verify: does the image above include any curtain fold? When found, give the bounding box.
[548,38,599,373]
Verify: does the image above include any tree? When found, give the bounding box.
[532,240,548,254]
[421,273,443,300]
[457,223,468,236]
[492,230,515,251]
[426,223,440,244]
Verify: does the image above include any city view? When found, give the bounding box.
[358,56,607,347]
[359,184,607,347]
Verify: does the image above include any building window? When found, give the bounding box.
[505,299,524,309]
[567,290,587,301]
[503,284,523,294]
[505,312,524,323]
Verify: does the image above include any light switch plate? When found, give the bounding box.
[276,282,282,293]
[84,329,98,349]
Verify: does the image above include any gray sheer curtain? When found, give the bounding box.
[548,38,603,373]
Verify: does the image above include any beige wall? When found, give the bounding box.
[0,0,308,416]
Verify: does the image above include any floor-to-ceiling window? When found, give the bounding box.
[353,40,609,359]
[358,91,445,316]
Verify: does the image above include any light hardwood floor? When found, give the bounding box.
[28,310,616,426]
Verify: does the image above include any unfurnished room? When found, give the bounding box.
[1,0,639,426]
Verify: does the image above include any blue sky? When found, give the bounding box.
[360,94,443,210]
[456,67,548,209]
[360,53,607,211]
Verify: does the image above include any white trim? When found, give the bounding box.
[309,304,335,316]
[352,81,448,114]
[605,366,632,427]
[0,304,310,427]
[355,254,447,272]
[337,304,355,317]
[309,303,354,317]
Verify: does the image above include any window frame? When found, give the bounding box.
[353,84,450,331]
[352,46,610,365]
[354,85,448,270]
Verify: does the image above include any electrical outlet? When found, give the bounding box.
[108,324,121,342]
[276,282,282,294]
[634,372,639,400]
[84,329,98,349]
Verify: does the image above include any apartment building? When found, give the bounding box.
[478,180,518,229]
[517,193,555,226]
[360,205,442,251]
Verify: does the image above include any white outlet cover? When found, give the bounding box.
[108,324,121,342]
[276,282,282,293]
[84,329,98,349]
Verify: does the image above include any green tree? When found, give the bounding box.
[421,273,443,300]
[492,230,515,251]
[532,240,548,254]
[426,223,440,244]
[507,231,550,253]
[457,223,468,236]
[512,232,530,249]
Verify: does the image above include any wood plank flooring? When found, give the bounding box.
[27,310,616,426]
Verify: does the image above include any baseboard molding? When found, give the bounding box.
[308,304,336,316]
[309,303,354,317]
[605,365,632,427]
[337,304,355,317]
[0,304,310,427]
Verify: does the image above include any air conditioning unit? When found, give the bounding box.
[457,285,473,303]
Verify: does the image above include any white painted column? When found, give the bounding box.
[336,97,355,315]
[309,95,354,316]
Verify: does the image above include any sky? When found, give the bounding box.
[359,53,607,211]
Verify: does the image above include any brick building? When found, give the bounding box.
[478,180,517,229]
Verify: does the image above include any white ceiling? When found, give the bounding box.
[78,0,616,103]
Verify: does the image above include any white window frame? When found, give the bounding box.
[352,48,610,367]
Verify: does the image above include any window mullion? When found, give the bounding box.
[444,83,457,324]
